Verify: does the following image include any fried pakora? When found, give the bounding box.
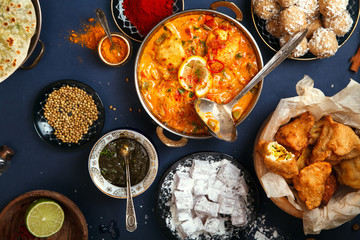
[297,146,312,171]
[260,112,360,210]
[321,172,338,206]
[293,161,332,210]
[310,116,360,165]
[309,118,325,145]
[275,111,315,157]
[334,156,360,189]
[258,140,299,179]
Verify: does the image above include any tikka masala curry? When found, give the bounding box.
[138,14,260,135]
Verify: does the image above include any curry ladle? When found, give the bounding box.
[194,29,308,142]
[119,144,138,232]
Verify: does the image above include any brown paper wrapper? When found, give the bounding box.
[259,76,360,234]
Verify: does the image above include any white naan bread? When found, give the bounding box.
[0,0,37,83]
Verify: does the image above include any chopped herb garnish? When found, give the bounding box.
[193,26,200,30]
[178,88,185,94]
[181,40,185,46]
[192,121,200,133]
[155,33,168,45]
[167,88,172,92]
[189,92,194,98]
[246,63,254,74]
[236,52,243,58]
[193,36,198,39]
[195,68,201,78]
[163,25,168,31]
[232,110,241,120]
[100,149,115,158]
[141,81,150,90]
[202,24,212,31]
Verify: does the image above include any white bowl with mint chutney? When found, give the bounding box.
[88,129,158,199]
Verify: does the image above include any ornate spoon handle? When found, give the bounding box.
[125,158,137,232]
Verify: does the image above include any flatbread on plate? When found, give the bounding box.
[0,0,36,82]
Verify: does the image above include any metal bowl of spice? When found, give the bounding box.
[33,79,105,151]
[98,33,132,67]
[88,129,158,199]
[111,0,185,42]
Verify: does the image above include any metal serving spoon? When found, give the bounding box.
[96,8,122,56]
[194,29,308,142]
[119,144,137,232]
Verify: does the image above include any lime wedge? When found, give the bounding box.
[25,198,65,238]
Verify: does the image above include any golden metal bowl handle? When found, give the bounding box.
[209,1,243,21]
[21,39,45,69]
[156,126,188,147]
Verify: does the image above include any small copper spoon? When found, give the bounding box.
[119,144,137,232]
[96,8,122,56]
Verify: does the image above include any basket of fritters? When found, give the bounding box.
[254,75,360,234]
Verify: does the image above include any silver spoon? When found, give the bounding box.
[119,144,137,232]
[194,29,308,142]
[96,8,122,56]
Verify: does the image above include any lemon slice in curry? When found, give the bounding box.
[178,56,212,97]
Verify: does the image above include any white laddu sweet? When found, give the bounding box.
[204,217,222,234]
[177,216,203,238]
[174,172,194,191]
[193,178,208,196]
[173,190,193,210]
[176,209,193,222]
[193,195,220,218]
[217,159,241,187]
[218,195,236,215]
[189,159,216,179]
[231,198,248,226]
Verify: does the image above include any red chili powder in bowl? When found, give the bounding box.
[122,0,174,36]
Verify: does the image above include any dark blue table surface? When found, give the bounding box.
[1,0,360,239]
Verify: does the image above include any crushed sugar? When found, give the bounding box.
[248,214,286,240]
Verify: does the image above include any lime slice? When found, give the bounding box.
[25,198,65,238]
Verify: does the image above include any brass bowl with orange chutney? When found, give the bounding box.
[136,9,263,139]
[98,33,132,67]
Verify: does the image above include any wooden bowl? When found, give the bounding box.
[0,190,88,240]
[253,115,303,218]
